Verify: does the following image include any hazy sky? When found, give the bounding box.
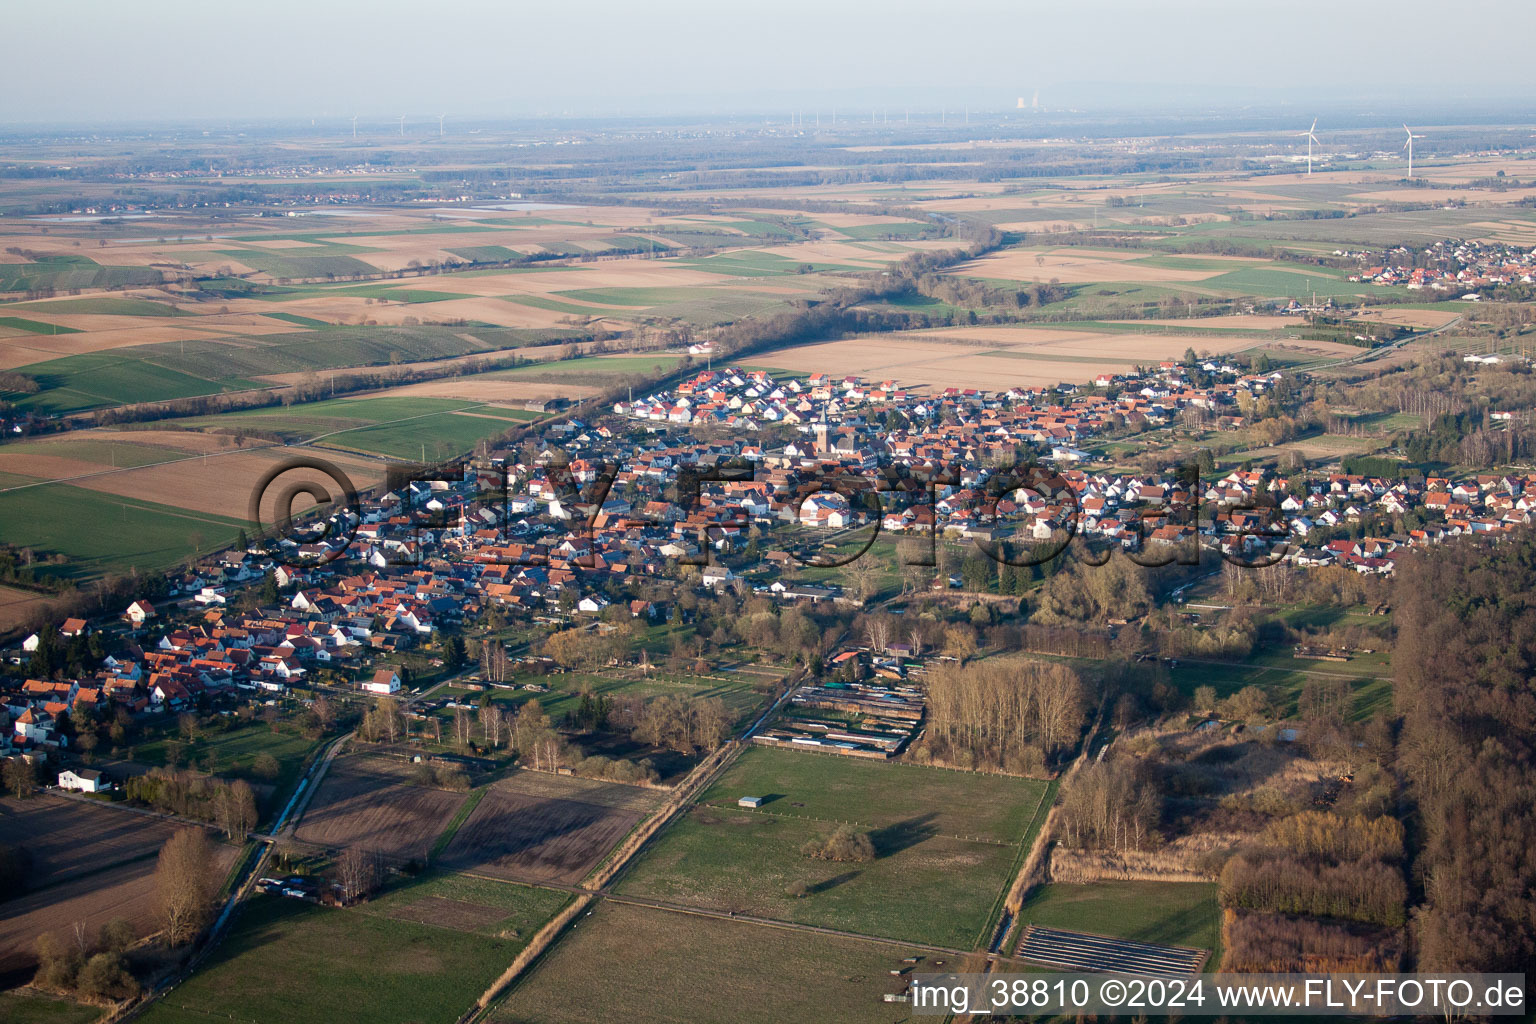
[7,0,1536,123]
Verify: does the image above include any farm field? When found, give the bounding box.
[2,319,583,414]
[292,754,468,863]
[171,395,542,462]
[136,890,558,1024]
[0,477,250,580]
[354,871,571,939]
[698,745,1048,843]
[0,989,101,1024]
[0,430,387,521]
[0,794,188,889]
[0,832,238,978]
[492,899,925,1024]
[1017,881,1222,966]
[438,770,661,886]
[0,584,55,636]
[757,324,1286,391]
[616,752,1046,948]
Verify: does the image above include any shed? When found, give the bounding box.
[737,796,764,809]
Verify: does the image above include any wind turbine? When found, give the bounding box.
[398,114,406,136]
[1297,118,1319,175]
[437,113,446,137]
[1403,124,1424,177]
[350,114,358,140]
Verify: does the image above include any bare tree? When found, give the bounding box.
[843,556,881,602]
[453,709,473,748]
[335,847,382,904]
[214,780,258,840]
[156,829,214,947]
[479,704,507,748]
[2,757,36,799]
[863,615,892,654]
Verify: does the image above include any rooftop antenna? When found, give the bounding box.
[350,114,358,139]
[437,113,445,137]
[1297,118,1319,175]
[398,114,406,136]
[1403,124,1425,177]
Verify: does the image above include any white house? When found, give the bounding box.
[363,668,402,695]
[125,600,157,626]
[58,768,108,793]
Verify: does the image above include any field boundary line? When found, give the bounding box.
[429,786,487,863]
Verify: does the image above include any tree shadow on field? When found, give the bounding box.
[808,870,862,895]
[869,813,939,858]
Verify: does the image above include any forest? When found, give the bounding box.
[1391,529,1536,971]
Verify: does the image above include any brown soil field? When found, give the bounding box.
[369,378,599,402]
[1356,307,1464,328]
[761,327,1270,391]
[0,584,55,635]
[70,448,386,520]
[949,249,1220,284]
[0,823,237,978]
[92,429,258,454]
[0,324,226,370]
[438,771,659,886]
[0,794,185,889]
[449,263,736,297]
[0,441,385,520]
[0,452,114,482]
[293,754,468,863]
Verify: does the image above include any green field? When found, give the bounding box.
[617,751,1043,948]
[137,888,564,1024]
[5,297,188,317]
[354,872,570,938]
[218,250,379,279]
[0,437,189,467]
[699,745,1048,842]
[15,353,249,415]
[835,221,934,240]
[0,260,163,294]
[449,244,527,263]
[0,316,81,335]
[0,990,101,1024]
[135,724,320,818]
[0,479,249,579]
[1018,881,1222,965]
[175,396,541,460]
[13,325,582,414]
[493,899,928,1024]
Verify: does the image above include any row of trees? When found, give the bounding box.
[1218,855,1407,928]
[1057,759,1162,852]
[913,658,1086,773]
[124,769,258,839]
